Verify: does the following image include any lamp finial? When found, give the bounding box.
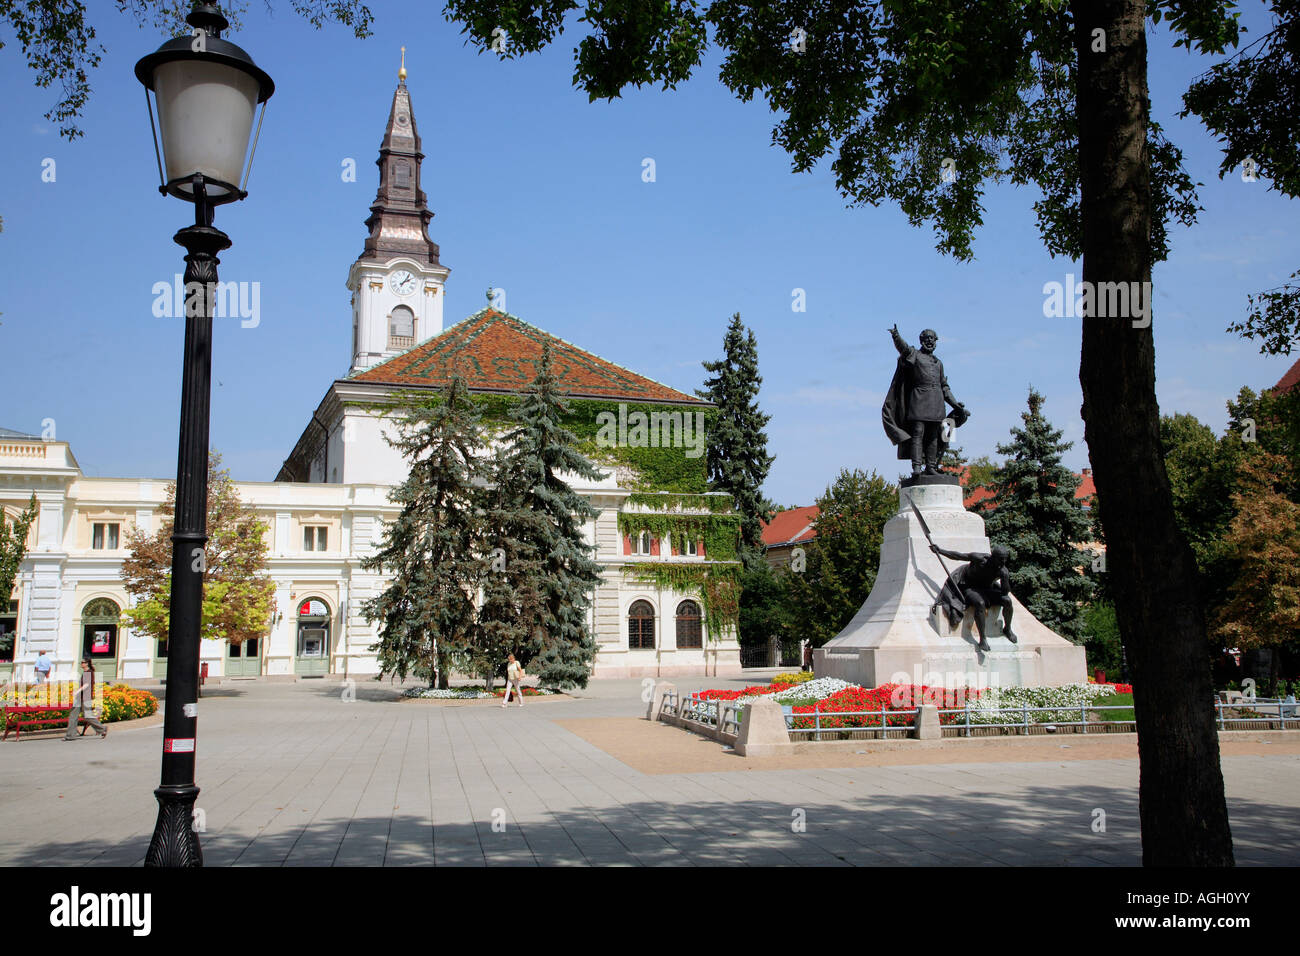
[399,46,407,82]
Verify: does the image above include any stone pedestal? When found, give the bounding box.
[814,480,1086,690]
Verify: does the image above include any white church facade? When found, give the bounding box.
[0,70,742,685]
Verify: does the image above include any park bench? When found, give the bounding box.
[2,705,92,742]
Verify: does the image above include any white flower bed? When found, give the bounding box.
[772,677,854,702]
[963,683,1125,724]
[727,677,858,710]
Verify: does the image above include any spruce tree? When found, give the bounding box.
[361,375,486,688]
[978,388,1094,640]
[496,342,606,688]
[475,444,547,691]
[697,313,774,570]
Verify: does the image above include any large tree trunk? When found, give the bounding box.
[1071,0,1233,865]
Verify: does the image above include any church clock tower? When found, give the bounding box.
[347,50,450,374]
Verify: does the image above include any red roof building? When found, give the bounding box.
[1272,355,1300,395]
[351,307,708,405]
[760,505,819,569]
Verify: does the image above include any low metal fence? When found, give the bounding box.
[659,691,1300,744]
[1215,697,1300,729]
[935,701,1138,738]
[663,693,743,741]
[784,704,920,740]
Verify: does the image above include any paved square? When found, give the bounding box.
[3,677,1298,866]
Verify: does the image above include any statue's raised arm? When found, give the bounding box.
[888,324,910,357]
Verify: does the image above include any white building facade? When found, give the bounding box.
[1,70,741,684]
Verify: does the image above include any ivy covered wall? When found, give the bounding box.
[363,392,717,493]
[358,391,743,638]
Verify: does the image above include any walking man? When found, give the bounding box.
[33,650,51,685]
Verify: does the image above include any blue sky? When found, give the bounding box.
[1,3,1296,506]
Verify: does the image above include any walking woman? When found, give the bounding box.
[501,654,525,709]
[64,656,107,740]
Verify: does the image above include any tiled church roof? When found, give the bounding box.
[350,307,710,405]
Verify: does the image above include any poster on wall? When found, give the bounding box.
[91,630,111,653]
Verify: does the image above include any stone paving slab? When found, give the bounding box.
[1,678,1298,866]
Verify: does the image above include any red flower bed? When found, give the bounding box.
[1108,683,1133,695]
[695,685,775,701]
[789,684,983,730]
[493,686,551,697]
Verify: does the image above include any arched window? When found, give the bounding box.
[675,600,702,649]
[388,305,415,349]
[628,600,655,650]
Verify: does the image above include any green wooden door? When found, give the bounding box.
[0,601,17,682]
[294,598,331,676]
[81,598,121,680]
[226,637,262,677]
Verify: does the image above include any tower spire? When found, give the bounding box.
[358,63,440,266]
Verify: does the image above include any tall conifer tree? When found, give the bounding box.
[361,376,486,688]
[698,313,774,569]
[497,342,606,688]
[977,389,1094,640]
[476,444,547,691]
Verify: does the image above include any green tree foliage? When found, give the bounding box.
[476,432,547,691]
[1160,411,1238,572]
[0,494,37,654]
[697,313,774,570]
[121,451,274,648]
[1227,385,1300,497]
[784,469,896,647]
[976,389,1094,640]
[3,0,374,139]
[967,455,998,490]
[360,376,487,688]
[738,559,789,649]
[1080,599,1124,679]
[497,341,607,688]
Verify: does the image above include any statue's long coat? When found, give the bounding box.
[882,351,965,460]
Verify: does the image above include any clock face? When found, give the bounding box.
[390,271,417,296]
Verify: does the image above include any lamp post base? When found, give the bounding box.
[145,784,203,867]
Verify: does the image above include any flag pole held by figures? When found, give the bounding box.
[907,495,961,618]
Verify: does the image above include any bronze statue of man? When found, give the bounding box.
[930,543,1016,652]
[882,325,968,477]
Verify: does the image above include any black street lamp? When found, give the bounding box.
[135,2,273,867]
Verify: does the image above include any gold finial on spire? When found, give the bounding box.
[399,46,407,82]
